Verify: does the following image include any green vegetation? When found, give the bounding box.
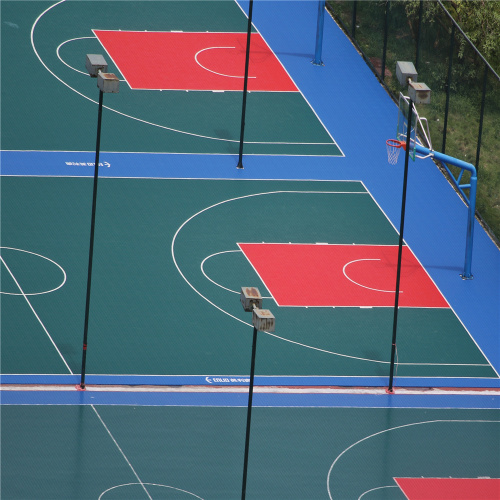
[327,0,500,242]
[442,0,500,70]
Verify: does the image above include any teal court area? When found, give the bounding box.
[1,0,499,498]
[1,177,496,382]
[2,0,340,156]
[2,396,499,500]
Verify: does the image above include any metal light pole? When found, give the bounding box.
[241,323,258,500]
[239,287,275,499]
[387,98,414,394]
[78,55,119,391]
[237,0,254,169]
[387,62,433,393]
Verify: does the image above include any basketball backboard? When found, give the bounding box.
[397,93,433,160]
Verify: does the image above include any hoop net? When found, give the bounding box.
[386,139,404,165]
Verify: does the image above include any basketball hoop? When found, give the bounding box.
[386,139,405,165]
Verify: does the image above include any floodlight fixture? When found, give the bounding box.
[396,60,431,105]
[396,61,418,87]
[86,54,108,77]
[85,54,119,93]
[97,72,120,93]
[240,287,263,312]
[408,81,431,105]
[252,308,275,332]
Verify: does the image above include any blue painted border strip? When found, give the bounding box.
[2,374,499,388]
[1,390,499,409]
[0,150,342,181]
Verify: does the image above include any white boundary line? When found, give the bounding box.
[358,485,399,499]
[326,419,500,500]
[233,0,344,155]
[234,242,453,309]
[5,373,500,387]
[4,384,500,396]
[56,36,126,82]
[194,46,256,79]
[200,250,243,294]
[91,405,153,500]
[171,186,491,369]
[343,258,397,293]
[91,29,133,91]
[1,149,342,158]
[361,181,500,378]
[31,3,341,151]
[200,249,273,298]
[0,254,73,374]
[98,483,203,500]
[237,243,280,305]
[0,247,67,296]
[237,243,421,306]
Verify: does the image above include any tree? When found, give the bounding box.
[442,0,500,70]
[401,0,499,71]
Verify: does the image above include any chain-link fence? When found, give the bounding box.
[327,0,500,243]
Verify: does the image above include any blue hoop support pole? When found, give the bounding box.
[414,143,477,279]
[312,0,326,65]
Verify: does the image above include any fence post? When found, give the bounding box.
[442,23,455,154]
[415,0,423,70]
[381,1,389,80]
[351,1,357,38]
[475,63,488,171]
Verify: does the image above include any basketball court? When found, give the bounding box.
[1,1,499,498]
[2,394,499,500]
[2,0,340,156]
[2,177,495,382]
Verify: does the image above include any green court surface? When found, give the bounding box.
[1,0,341,156]
[2,403,499,499]
[1,177,495,380]
[2,1,499,498]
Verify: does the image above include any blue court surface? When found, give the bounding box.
[1,1,499,498]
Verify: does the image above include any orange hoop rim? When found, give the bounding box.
[386,139,406,151]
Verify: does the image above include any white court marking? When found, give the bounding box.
[200,249,271,298]
[343,258,400,294]
[92,405,154,500]
[172,189,487,368]
[326,419,500,500]
[31,2,339,149]
[56,37,126,81]
[0,253,72,374]
[0,247,67,296]
[358,485,399,499]
[99,482,204,500]
[194,46,256,79]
